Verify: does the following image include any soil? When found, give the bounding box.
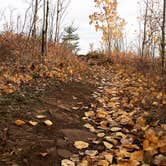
[0,67,165,166]
[0,80,97,166]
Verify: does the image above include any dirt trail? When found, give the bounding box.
[0,81,98,165]
[0,66,166,166]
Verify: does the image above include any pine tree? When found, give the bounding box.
[62,24,80,54]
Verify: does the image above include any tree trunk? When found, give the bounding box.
[161,0,166,68]
[142,0,149,57]
[55,0,60,43]
[41,0,46,62]
[32,0,38,38]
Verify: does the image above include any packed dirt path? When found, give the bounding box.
[0,80,98,165]
[0,66,166,166]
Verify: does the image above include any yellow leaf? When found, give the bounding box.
[44,120,53,126]
[29,120,38,126]
[74,141,89,149]
[103,141,113,149]
[15,119,26,126]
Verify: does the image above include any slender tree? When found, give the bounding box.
[141,0,149,57]
[32,0,38,38]
[161,0,166,67]
[41,0,49,61]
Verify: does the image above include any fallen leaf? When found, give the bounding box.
[103,141,113,149]
[105,136,118,145]
[29,120,38,126]
[85,150,98,157]
[123,144,140,150]
[96,109,108,118]
[98,160,109,166]
[110,127,122,132]
[15,119,26,126]
[61,159,75,166]
[36,114,47,119]
[44,120,53,126]
[130,151,144,161]
[84,123,95,132]
[40,152,48,157]
[97,133,105,137]
[102,152,113,164]
[74,141,89,149]
[84,111,95,117]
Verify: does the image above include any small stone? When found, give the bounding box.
[61,159,75,166]
[85,150,98,157]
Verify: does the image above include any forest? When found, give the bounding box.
[0,0,165,165]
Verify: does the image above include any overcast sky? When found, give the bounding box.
[0,0,139,54]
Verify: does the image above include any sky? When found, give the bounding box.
[0,0,139,54]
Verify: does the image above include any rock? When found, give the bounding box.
[103,141,113,149]
[85,150,98,157]
[57,149,72,158]
[61,159,75,166]
[74,141,89,149]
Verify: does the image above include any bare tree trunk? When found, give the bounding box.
[55,0,60,42]
[142,0,149,57]
[45,0,49,55]
[41,0,46,62]
[161,0,166,68]
[41,0,49,62]
[32,0,38,38]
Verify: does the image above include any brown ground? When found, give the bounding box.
[0,65,165,166]
[0,80,97,166]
